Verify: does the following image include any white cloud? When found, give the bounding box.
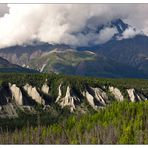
[95,27,117,44]
[0,4,9,17]
[118,27,142,40]
[0,4,147,48]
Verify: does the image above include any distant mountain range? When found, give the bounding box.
[0,56,37,73]
[0,19,148,78]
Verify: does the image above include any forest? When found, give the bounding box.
[0,73,148,144]
[0,101,148,144]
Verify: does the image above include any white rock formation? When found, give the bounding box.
[138,93,148,101]
[127,88,147,102]
[56,85,80,112]
[82,87,108,110]
[56,84,62,103]
[23,84,45,105]
[40,64,47,72]
[109,86,124,101]
[41,83,49,94]
[127,89,138,102]
[2,103,18,118]
[91,87,107,105]
[82,90,97,110]
[9,83,23,105]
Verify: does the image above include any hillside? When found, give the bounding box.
[0,57,38,73]
[0,45,147,78]
[0,73,147,144]
[97,35,148,74]
[0,73,147,117]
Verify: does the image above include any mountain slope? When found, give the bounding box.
[75,57,147,78]
[0,56,37,73]
[0,73,147,117]
[0,19,148,78]
[0,46,146,78]
[96,35,148,74]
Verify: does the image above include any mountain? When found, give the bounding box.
[96,35,148,74]
[0,46,146,78]
[76,19,129,51]
[0,56,37,73]
[0,19,148,78]
[81,19,129,37]
[110,19,129,34]
[0,47,97,73]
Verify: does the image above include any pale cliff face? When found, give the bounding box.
[1,103,18,118]
[82,87,108,110]
[0,80,147,117]
[56,84,62,103]
[91,87,107,105]
[56,85,80,112]
[41,83,49,94]
[127,89,147,102]
[127,89,137,102]
[109,86,124,101]
[23,84,45,105]
[60,86,76,112]
[9,83,23,105]
[83,90,97,110]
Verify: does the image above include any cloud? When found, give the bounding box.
[0,4,147,48]
[0,4,9,17]
[95,27,117,44]
[117,27,143,40]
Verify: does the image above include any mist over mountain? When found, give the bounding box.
[0,4,148,48]
[0,4,148,78]
[0,18,147,78]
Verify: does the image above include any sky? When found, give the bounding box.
[0,4,148,48]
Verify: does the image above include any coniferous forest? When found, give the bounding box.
[0,73,147,144]
[0,101,148,144]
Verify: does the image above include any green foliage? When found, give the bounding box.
[0,101,148,144]
[0,73,147,144]
[0,73,148,97]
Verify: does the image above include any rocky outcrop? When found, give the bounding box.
[83,90,97,110]
[83,87,108,109]
[23,84,45,105]
[56,85,80,112]
[91,87,108,105]
[127,89,147,102]
[127,89,136,102]
[109,86,124,101]
[55,84,62,103]
[9,83,23,105]
[0,103,18,118]
[0,80,148,117]
[41,83,49,94]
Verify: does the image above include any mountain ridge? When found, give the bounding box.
[0,19,148,78]
[0,73,148,117]
[0,56,38,73]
